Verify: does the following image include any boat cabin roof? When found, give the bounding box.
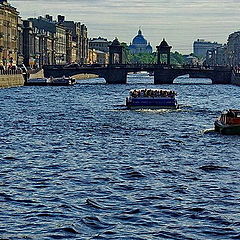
[130,89,175,92]
[223,109,240,113]
[222,109,240,117]
[129,88,177,98]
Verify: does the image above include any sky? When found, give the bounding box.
[10,0,240,54]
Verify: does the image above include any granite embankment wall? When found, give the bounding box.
[71,73,98,80]
[0,69,45,89]
[31,70,98,81]
[0,74,24,88]
[29,69,44,79]
[0,70,97,89]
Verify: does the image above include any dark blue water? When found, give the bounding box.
[0,74,240,240]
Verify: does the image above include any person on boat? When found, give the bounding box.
[132,90,138,98]
[146,89,151,97]
[169,91,175,98]
[144,89,148,97]
[227,109,235,118]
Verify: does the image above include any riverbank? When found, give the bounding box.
[30,69,44,79]
[30,70,98,81]
[0,74,24,88]
[72,73,98,80]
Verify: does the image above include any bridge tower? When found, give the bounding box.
[154,39,174,84]
[156,39,172,66]
[104,38,127,83]
[109,38,124,65]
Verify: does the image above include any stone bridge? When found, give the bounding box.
[43,38,233,85]
[43,64,233,84]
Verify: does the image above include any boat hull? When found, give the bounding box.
[214,120,240,135]
[25,82,49,86]
[127,105,178,110]
[126,97,178,110]
[24,78,50,86]
[25,78,76,86]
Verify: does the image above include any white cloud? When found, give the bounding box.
[10,0,240,53]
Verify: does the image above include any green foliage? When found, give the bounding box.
[190,53,200,59]
[170,52,186,65]
[124,51,186,65]
[121,41,186,65]
[127,53,156,64]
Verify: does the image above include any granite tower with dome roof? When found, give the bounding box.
[129,29,153,54]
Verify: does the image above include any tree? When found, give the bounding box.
[121,42,187,65]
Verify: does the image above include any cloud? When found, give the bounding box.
[10,0,240,53]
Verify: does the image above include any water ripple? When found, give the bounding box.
[0,77,239,239]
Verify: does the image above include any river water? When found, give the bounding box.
[0,73,239,240]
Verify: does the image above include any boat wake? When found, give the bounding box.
[201,128,216,134]
[134,108,178,114]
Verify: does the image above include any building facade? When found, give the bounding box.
[59,18,81,63]
[205,32,240,67]
[80,24,88,63]
[23,18,55,68]
[66,29,73,64]
[88,48,97,64]
[0,0,19,68]
[28,15,68,66]
[54,23,67,65]
[95,50,108,64]
[89,37,110,53]
[22,20,34,67]
[58,15,88,64]
[226,31,240,66]
[205,45,228,66]
[17,16,24,65]
[193,39,222,58]
[88,48,109,64]
[128,29,152,54]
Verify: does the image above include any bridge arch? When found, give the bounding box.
[173,74,213,84]
[127,71,154,84]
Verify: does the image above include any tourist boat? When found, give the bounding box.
[126,89,178,109]
[214,109,240,135]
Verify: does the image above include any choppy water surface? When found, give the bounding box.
[0,74,240,240]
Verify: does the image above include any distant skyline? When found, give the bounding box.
[10,0,240,54]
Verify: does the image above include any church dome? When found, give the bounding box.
[146,42,152,49]
[129,29,152,54]
[132,29,147,45]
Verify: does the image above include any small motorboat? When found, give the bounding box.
[214,109,240,135]
[126,89,178,109]
[50,76,76,86]
[25,76,76,86]
[25,78,51,86]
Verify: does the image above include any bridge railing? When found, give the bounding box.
[0,69,23,75]
[43,64,233,72]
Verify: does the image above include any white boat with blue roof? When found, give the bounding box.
[126,88,178,109]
